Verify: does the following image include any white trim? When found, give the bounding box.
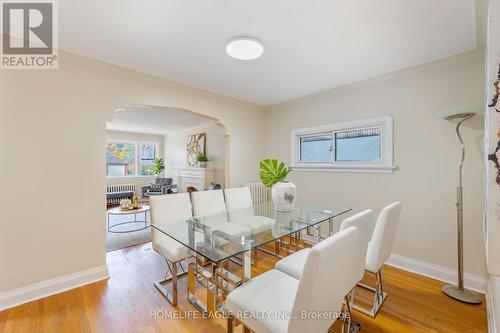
[386,253,487,293]
[107,175,157,179]
[487,279,497,333]
[292,165,397,174]
[290,116,394,172]
[266,50,482,110]
[0,265,109,311]
[487,275,500,333]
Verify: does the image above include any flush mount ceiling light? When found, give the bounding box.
[225,37,264,60]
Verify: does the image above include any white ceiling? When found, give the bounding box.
[60,0,477,106]
[106,105,218,135]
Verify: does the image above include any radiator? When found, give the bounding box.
[107,183,136,193]
[106,183,136,205]
[244,182,270,205]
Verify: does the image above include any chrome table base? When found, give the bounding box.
[187,252,250,315]
[107,211,150,233]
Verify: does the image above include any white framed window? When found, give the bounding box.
[106,139,160,178]
[291,116,394,173]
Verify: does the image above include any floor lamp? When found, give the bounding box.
[435,106,482,304]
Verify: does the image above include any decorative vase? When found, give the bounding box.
[199,161,207,168]
[132,193,139,209]
[272,182,297,211]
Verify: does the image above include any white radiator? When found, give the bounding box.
[107,183,136,193]
[244,182,270,205]
[106,183,136,205]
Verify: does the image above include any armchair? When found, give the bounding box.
[141,178,177,198]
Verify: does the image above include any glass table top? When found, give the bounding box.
[152,202,351,264]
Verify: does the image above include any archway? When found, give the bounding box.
[104,104,229,251]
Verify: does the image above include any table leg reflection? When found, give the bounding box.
[187,250,252,314]
[188,257,213,314]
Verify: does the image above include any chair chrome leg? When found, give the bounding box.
[341,290,361,333]
[341,296,351,333]
[154,259,188,306]
[226,315,234,333]
[352,269,388,318]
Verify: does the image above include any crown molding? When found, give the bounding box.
[265,49,485,111]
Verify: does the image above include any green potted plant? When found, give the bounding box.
[259,159,296,211]
[196,153,209,168]
[153,157,165,178]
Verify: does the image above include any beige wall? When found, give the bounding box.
[164,123,226,187]
[106,130,164,190]
[264,52,488,278]
[0,50,265,292]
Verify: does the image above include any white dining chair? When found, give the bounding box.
[274,210,374,331]
[191,189,252,239]
[275,210,374,282]
[353,201,402,317]
[225,226,360,333]
[150,193,193,306]
[224,186,253,210]
[191,189,227,217]
[224,186,275,234]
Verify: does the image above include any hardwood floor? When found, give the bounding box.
[0,242,487,333]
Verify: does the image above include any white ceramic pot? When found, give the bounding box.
[272,182,297,211]
[199,161,207,168]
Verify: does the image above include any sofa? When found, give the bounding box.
[106,190,134,205]
[141,178,177,198]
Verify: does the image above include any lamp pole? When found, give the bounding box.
[442,114,481,304]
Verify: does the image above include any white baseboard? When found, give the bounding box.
[487,279,497,333]
[487,275,500,333]
[386,253,487,293]
[0,265,109,311]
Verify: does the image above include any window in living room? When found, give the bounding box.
[106,141,159,177]
[291,116,393,172]
[106,142,136,177]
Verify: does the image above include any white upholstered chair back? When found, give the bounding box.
[150,193,193,259]
[191,189,226,217]
[365,202,402,273]
[289,227,360,333]
[224,187,253,210]
[224,187,255,220]
[150,193,192,226]
[339,209,374,291]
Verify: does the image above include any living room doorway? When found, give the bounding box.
[104,105,228,251]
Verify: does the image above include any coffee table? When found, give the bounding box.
[107,205,150,233]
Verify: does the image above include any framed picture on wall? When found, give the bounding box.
[186,133,206,167]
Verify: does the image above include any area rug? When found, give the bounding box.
[106,210,152,252]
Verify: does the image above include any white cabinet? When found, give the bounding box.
[178,167,214,192]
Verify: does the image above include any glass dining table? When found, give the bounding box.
[153,202,351,314]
